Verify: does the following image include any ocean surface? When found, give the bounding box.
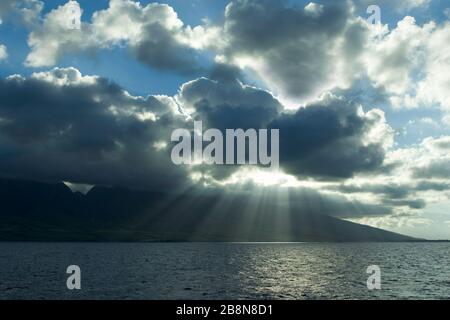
[0,242,449,300]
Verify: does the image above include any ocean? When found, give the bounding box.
[0,242,449,300]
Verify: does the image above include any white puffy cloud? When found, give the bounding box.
[374,136,450,200]
[362,18,450,129]
[25,1,87,67]
[362,16,450,124]
[31,66,98,86]
[0,1,40,62]
[0,0,43,26]
[91,0,183,44]
[414,23,450,112]
[25,0,219,73]
[365,16,435,98]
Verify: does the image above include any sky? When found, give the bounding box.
[0,0,450,239]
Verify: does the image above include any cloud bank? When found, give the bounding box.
[1,0,449,234]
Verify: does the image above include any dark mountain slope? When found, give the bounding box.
[0,178,418,242]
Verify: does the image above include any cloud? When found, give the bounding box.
[0,44,7,61]
[179,65,282,130]
[21,0,450,117]
[414,23,450,113]
[25,1,87,67]
[445,8,450,19]
[365,17,435,98]
[269,93,394,179]
[0,1,40,62]
[387,136,450,181]
[335,180,439,211]
[344,136,450,212]
[172,66,394,181]
[0,67,190,190]
[365,17,450,122]
[22,0,449,118]
[0,0,43,26]
[214,0,448,115]
[395,0,431,12]
[414,160,450,179]
[0,64,396,194]
[25,0,218,73]
[357,0,431,13]
[217,0,370,104]
[170,65,282,180]
[338,183,412,199]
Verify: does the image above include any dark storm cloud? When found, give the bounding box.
[176,70,391,180]
[0,68,189,190]
[180,68,282,130]
[174,65,282,180]
[208,63,243,83]
[224,0,349,51]
[222,0,369,99]
[269,94,388,179]
[133,23,203,75]
[0,66,393,190]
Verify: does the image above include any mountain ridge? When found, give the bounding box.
[0,177,421,242]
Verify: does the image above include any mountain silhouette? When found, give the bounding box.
[0,178,419,242]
